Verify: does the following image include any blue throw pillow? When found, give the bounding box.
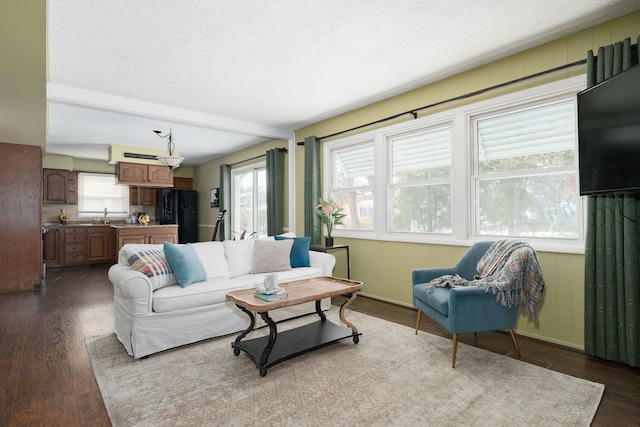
[274,235,311,268]
[163,242,208,287]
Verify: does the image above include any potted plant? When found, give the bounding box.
[315,198,346,246]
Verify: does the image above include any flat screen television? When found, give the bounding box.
[577,64,640,196]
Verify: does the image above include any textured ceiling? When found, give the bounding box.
[46,0,640,165]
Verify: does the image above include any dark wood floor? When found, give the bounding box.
[1,265,638,426]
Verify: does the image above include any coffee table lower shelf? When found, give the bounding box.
[232,318,360,377]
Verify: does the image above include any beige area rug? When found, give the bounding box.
[86,311,604,427]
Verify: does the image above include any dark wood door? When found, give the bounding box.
[0,143,42,293]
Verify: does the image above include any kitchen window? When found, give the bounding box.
[78,173,129,218]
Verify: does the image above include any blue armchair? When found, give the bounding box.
[412,241,521,367]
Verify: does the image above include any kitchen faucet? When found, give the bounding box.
[104,207,109,224]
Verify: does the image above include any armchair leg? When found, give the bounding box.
[452,333,458,368]
[415,310,421,335]
[509,328,521,358]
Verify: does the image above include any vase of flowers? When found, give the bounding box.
[315,198,346,246]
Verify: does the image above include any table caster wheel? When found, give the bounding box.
[260,367,267,377]
[234,348,240,356]
[353,335,359,344]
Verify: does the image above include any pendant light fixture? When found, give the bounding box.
[153,128,184,169]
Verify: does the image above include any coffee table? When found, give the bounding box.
[226,276,363,376]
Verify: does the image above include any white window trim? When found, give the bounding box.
[230,161,267,238]
[323,75,587,254]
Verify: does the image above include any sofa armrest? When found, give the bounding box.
[412,267,458,287]
[308,250,336,276]
[108,264,154,316]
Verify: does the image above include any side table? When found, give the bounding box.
[309,244,350,279]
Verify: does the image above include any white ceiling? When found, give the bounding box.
[46,0,640,166]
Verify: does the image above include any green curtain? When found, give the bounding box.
[584,37,640,367]
[266,148,285,236]
[219,164,231,241]
[304,136,321,244]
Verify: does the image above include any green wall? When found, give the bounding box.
[229,12,638,350]
[0,1,46,147]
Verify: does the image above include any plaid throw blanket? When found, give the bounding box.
[426,240,545,319]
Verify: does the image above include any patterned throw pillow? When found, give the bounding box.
[124,247,176,290]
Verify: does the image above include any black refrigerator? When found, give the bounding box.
[156,189,198,243]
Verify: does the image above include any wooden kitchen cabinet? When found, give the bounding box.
[43,169,78,204]
[116,162,173,187]
[43,228,61,267]
[62,227,86,264]
[173,177,193,190]
[112,225,178,256]
[66,171,78,204]
[129,186,157,206]
[87,226,113,264]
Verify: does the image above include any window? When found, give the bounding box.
[231,164,267,238]
[473,100,579,238]
[78,173,129,218]
[330,142,375,231]
[323,76,585,251]
[388,125,452,233]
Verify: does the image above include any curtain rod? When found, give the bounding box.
[229,147,287,167]
[297,58,588,145]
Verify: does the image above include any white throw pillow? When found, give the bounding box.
[251,239,294,273]
[190,241,231,279]
[223,239,255,278]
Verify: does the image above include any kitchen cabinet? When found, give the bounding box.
[62,227,86,264]
[116,162,173,187]
[129,186,157,206]
[43,228,61,267]
[43,169,78,204]
[173,177,193,190]
[87,226,113,263]
[112,225,178,256]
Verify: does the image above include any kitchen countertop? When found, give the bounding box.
[110,224,177,228]
[43,222,178,228]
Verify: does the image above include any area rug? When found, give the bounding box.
[85,311,604,426]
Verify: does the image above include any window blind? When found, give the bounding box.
[78,173,129,217]
[477,100,575,162]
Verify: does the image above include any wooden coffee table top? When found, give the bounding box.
[226,276,363,312]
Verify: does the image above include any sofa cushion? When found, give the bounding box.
[223,239,255,278]
[122,246,176,290]
[190,241,231,279]
[163,242,208,287]
[251,239,293,273]
[274,235,311,268]
[152,278,253,313]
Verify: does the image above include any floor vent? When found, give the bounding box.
[505,352,553,369]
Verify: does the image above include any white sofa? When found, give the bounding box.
[108,238,336,358]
